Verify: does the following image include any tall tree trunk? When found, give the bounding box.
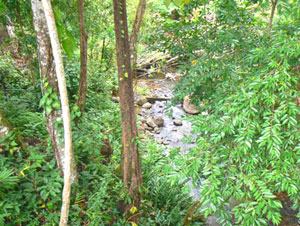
[41,0,76,225]
[4,15,16,40]
[31,0,64,174]
[4,14,19,57]
[267,0,278,35]
[76,0,88,116]
[130,0,146,77]
[112,0,142,219]
[16,3,36,83]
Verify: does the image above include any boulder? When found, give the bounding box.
[139,116,146,123]
[183,95,200,115]
[136,96,148,106]
[146,117,156,128]
[153,116,164,127]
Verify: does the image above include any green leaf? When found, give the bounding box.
[0,0,8,16]
[45,106,52,115]
[10,141,17,147]
[40,190,48,201]
[46,98,53,106]
[52,101,61,110]
[165,0,171,7]
[39,96,47,107]
[173,0,183,6]
[62,39,75,59]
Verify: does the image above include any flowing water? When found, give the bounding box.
[134,74,299,226]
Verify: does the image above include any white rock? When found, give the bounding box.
[142,102,152,109]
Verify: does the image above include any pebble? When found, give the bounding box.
[157,138,163,144]
[142,102,152,109]
[173,120,183,126]
[112,96,119,103]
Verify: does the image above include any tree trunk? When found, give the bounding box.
[130,0,146,77]
[41,0,76,225]
[267,0,278,35]
[76,0,88,116]
[112,0,142,219]
[31,0,64,174]
[4,15,16,40]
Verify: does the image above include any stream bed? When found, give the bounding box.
[133,74,299,226]
[135,74,196,151]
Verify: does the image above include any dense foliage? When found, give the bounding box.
[149,0,300,225]
[0,0,300,225]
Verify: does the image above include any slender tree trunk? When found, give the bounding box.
[130,0,146,77]
[41,0,76,225]
[76,0,88,116]
[31,0,64,174]
[16,3,36,83]
[267,0,278,35]
[4,14,19,58]
[4,15,16,40]
[112,0,142,219]
[100,38,105,65]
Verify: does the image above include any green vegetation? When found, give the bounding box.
[0,0,300,225]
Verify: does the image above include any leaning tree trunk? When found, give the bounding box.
[130,0,146,77]
[41,0,76,225]
[31,0,65,174]
[76,0,88,116]
[267,0,278,35]
[112,0,142,219]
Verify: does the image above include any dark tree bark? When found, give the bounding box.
[130,0,146,77]
[76,0,88,116]
[112,0,142,219]
[267,0,278,35]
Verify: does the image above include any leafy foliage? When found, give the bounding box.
[152,0,300,225]
[2,0,300,225]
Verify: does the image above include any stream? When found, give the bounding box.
[135,75,196,151]
[133,73,299,226]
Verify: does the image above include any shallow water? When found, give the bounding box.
[135,75,299,226]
